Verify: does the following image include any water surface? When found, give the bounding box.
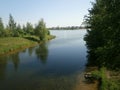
[0,30,87,90]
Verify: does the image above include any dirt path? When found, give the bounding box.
[74,73,98,90]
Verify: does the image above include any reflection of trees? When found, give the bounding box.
[10,53,20,71]
[21,49,27,53]
[0,53,20,80]
[0,57,7,80]
[35,42,48,64]
[28,47,35,56]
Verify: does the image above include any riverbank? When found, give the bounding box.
[84,67,120,90]
[95,68,120,90]
[72,67,99,90]
[0,35,55,56]
[74,72,98,90]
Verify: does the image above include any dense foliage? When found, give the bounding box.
[35,19,48,41]
[0,14,49,41]
[0,18,4,37]
[84,0,120,69]
[92,67,120,90]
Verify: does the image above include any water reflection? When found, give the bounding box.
[10,53,20,71]
[28,47,34,56]
[0,30,87,90]
[0,53,20,80]
[0,57,7,80]
[35,42,48,64]
[0,42,49,81]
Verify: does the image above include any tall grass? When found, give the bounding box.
[0,35,55,55]
[0,37,37,55]
[91,67,120,90]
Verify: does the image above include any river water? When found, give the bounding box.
[0,30,87,90]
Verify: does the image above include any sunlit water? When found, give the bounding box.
[0,30,87,90]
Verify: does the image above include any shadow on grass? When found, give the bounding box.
[24,36,39,42]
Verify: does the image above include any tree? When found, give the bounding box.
[16,24,24,37]
[26,22,34,35]
[8,14,17,37]
[84,0,120,69]
[35,19,48,41]
[22,25,27,35]
[0,18,4,37]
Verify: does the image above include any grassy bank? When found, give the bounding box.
[0,37,38,55]
[47,35,56,40]
[91,67,120,90]
[0,35,55,55]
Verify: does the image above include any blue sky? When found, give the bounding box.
[0,0,94,27]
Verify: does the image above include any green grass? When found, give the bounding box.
[47,35,56,40]
[23,35,40,42]
[0,35,55,55]
[0,37,38,55]
[91,67,120,90]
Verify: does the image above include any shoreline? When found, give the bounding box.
[0,43,38,56]
[74,67,99,90]
[74,73,98,90]
[0,35,55,56]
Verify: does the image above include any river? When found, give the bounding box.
[0,30,87,90]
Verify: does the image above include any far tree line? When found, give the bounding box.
[0,14,50,41]
[48,26,86,30]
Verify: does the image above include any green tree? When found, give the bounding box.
[8,14,17,37]
[26,22,34,35]
[22,25,27,35]
[16,24,24,37]
[84,0,120,69]
[35,19,48,41]
[4,26,13,37]
[0,18,4,37]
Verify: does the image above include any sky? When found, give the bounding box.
[0,0,94,27]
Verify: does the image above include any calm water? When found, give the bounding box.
[0,30,87,90]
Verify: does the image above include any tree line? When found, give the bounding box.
[0,14,50,41]
[84,0,120,69]
[48,26,85,30]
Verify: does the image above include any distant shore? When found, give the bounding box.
[49,28,87,30]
